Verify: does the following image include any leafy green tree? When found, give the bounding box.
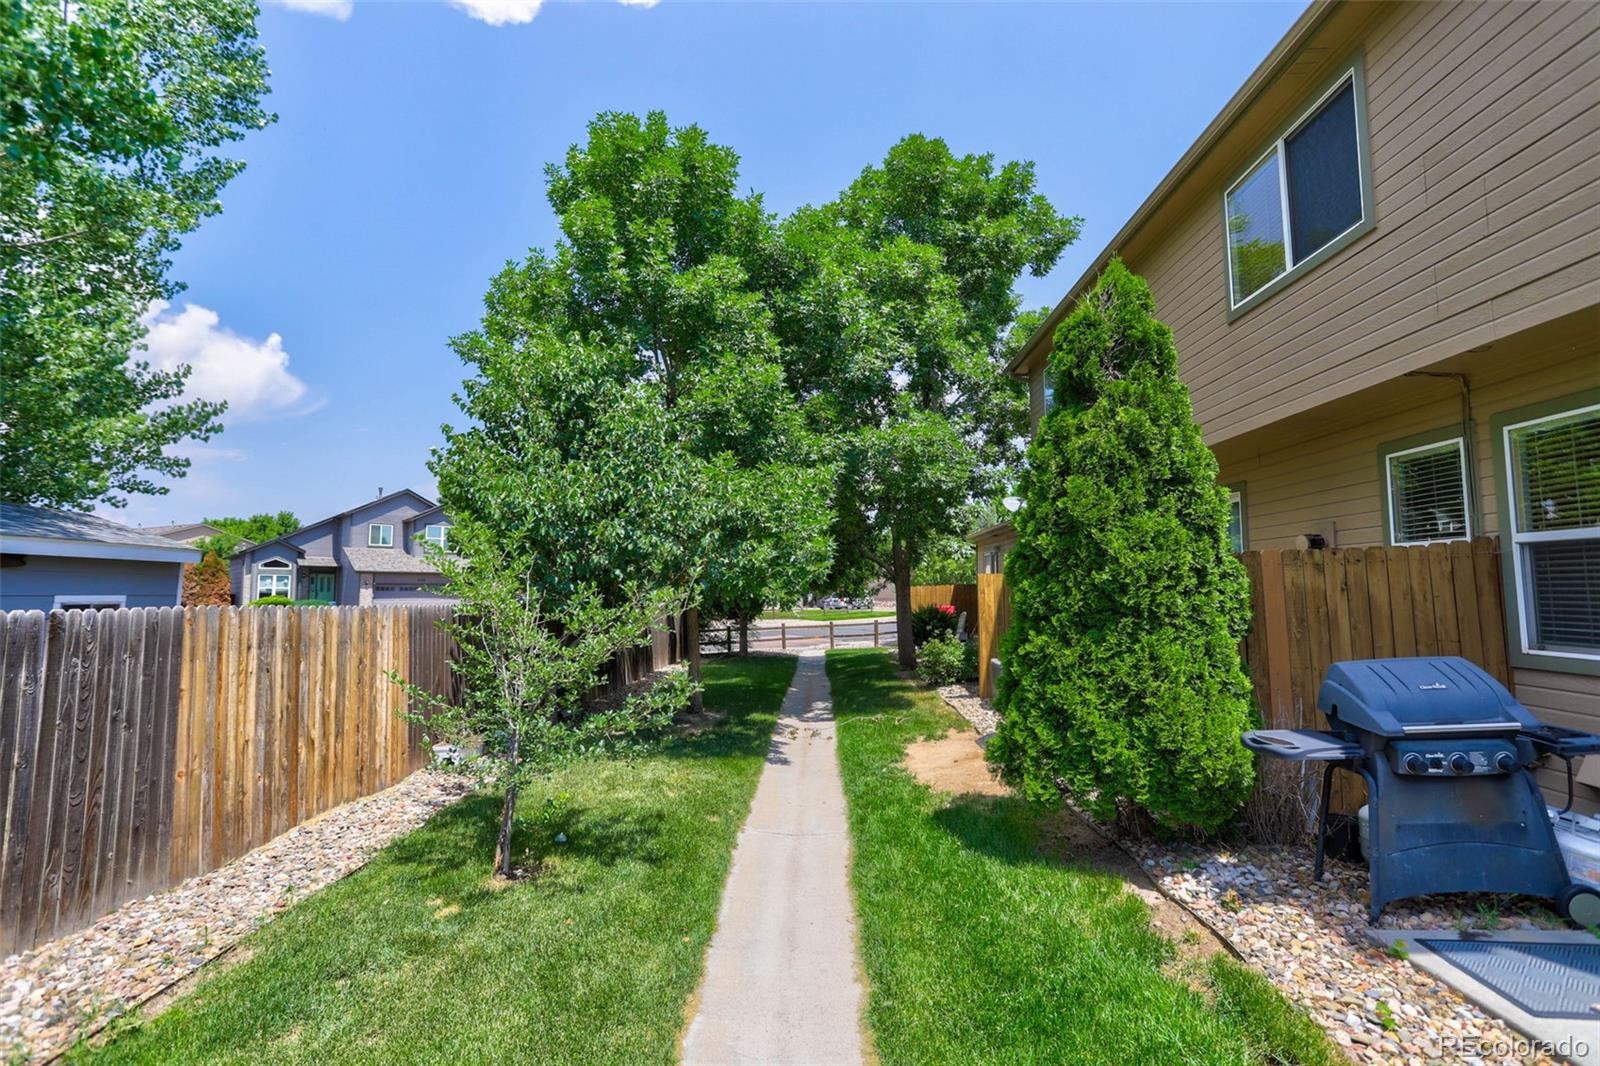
[988,260,1256,833]
[770,137,1078,667]
[196,510,300,557]
[453,112,833,680]
[392,529,691,879]
[422,325,709,875]
[1,0,273,508]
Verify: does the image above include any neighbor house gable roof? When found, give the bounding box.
[0,502,203,564]
[1006,0,1342,378]
[233,489,439,559]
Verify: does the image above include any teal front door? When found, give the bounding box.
[309,572,335,603]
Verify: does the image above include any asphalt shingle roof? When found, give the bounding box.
[1,502,202,555]
[342,547,443,574]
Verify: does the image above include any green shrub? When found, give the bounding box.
[988,260,1255,834]
[248,595,294,606]
[916,634,966,686]
[910,603,958,646]
[961,637,979,683]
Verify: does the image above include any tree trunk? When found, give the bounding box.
[738,614,750,655]
[686,606,704,713]
[494,779,520,878]
[893,534,915,670]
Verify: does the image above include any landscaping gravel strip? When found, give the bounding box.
[932,684,1568,1065]
[0,769,472,1064]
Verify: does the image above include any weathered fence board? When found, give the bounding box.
[0,605,456,954]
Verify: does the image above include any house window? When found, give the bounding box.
[1227,489,1246,553]
[981,548,1003,575]
[256,559,292,598]
[1385,438,1471,545]
[422,523,448,550]
[368,523,394,547]
[1225,68,1368,311]
[52,595,126,610]
[1504,403,1599,661]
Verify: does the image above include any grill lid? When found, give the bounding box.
[1318,657,1536,738]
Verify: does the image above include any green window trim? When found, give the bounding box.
[1490,388,1600,678]
[1221,53,1377,322]
[1377,425,1476,547]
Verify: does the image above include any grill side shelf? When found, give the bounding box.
[1242,729,1362,762]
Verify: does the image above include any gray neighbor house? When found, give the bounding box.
[0,502,201,611]
[231,488,455,606]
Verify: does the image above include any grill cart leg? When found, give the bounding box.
[1313,762,1336,881]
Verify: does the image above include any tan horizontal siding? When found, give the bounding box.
[1522,669,1600,812]
[1215,330,1598,811]
[1107,1,1600,445]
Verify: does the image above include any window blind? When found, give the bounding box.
[1390,441,1468,543]
[1527,540,1600,652]
[1512,409,1600,533]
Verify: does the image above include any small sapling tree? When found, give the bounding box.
[989,260,1256,834]
[391,537,692,879]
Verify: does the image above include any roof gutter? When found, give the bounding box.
[1005,0,1341,378]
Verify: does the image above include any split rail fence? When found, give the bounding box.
[0,605,456,954]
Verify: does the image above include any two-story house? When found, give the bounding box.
[979,0,1597,806]
[231,489,455,606]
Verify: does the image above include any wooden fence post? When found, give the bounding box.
[829,620,835,649]
[780,623,787,651]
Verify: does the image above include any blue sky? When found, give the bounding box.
[122,0,1307,530]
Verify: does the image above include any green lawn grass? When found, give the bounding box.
[78,655,798,1066]
[759,608,895,621]
[827,648,1341,1066]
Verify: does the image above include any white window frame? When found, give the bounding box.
[1227,489,1245,553]
[1224,67,1367,313]
[255,558,294,600]
[52,594,126,610]
[422,523,448,550]
[1384,437,1472,547]
[1502,402,1600,664]
[368,523,395,547]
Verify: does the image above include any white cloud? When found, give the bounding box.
[137,302,319,421]
[616,0,659,6]
[276,0,354,19]
[451,0,544,24]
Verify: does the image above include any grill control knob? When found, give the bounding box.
[1402,753,1427,774]
[1448,752,1473,775]
[1493,751,1516,773]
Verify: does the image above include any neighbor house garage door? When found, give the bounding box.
[372,580,452,603]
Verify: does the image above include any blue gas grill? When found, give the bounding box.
[1243,657,1600,925]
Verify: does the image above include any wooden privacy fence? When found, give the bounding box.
[908,583,979,622]
[1239,537,1511,815]
[0,605,455,954]
[971,537,1513,817]
[976,573,1011,699]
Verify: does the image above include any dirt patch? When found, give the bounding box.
[904,727,1230,975]
[902,730,1009,797]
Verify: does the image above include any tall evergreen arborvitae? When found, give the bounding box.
[988,260,1256,833]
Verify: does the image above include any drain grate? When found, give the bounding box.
[1417,939,1600,1020]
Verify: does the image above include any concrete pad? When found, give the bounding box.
[1368,928,1600,1065]
[681,652,868,1066]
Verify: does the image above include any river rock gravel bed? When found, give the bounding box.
[1126,839,1566,1064]
[931,683,1570,1064]
[0,769,471,1063]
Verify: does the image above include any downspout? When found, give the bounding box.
[1404,370,1478,534]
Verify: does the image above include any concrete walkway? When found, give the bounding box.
[681,651,868,1066]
